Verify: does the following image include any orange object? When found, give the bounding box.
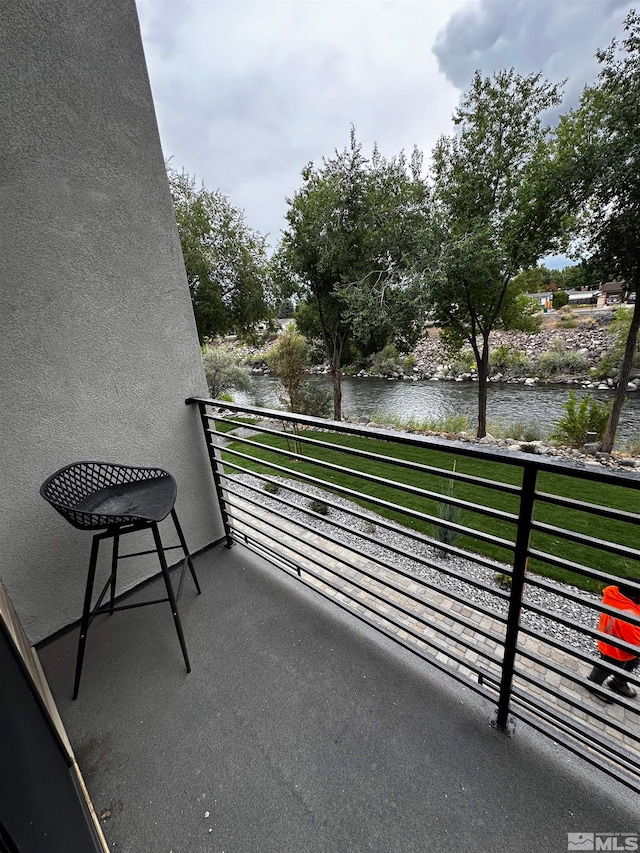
[597,585,640,661]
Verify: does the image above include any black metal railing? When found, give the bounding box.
[187,397,640,791]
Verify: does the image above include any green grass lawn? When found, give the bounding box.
[212,417,259,434]
[217,422,640,593]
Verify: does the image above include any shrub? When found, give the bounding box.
[558,313,578,329]
[296,382,332,418]
[550,391,612,447]
[488,420,542,442]
[593,306,640,378]
[370,343,399,375]
[511,352,533,375]
[495,572,512,590]
[537,345,589,378]
[490,344,513,373]
[449,351,476,376]
[489,345,532,376]
[434,475,463,556]
[262,480,281,495]
[403,354,416,374]
[308,498,329,515]
[619,436,640,456]
[201,345,252,398]
[552,290,569,310]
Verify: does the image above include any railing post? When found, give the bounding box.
[195,400,234,548]
[492,463,538,735]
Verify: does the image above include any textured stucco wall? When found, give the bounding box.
[0,1,222,642]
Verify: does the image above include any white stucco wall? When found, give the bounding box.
[0,1,222,642]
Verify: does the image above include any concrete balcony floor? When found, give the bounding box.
[39,542,639,853]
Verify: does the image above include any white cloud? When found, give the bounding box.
[136,0,635,262]
[136,0,466,247]
[433,0,633,115]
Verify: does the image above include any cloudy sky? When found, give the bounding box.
[136,0,633,266]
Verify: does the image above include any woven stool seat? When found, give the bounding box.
[41,461,201,699]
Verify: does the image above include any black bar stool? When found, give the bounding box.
[40,461,201,699]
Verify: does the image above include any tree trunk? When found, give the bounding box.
[475,336,490,438]
[330,331,346,421]
[602,281,640,453]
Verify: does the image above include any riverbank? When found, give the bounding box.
[367,313,640,392]
[243,308,639,393]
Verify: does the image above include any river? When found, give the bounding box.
[237,374,640,444]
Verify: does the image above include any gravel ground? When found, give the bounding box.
[229,473,602,657]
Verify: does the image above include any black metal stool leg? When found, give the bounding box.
[73,534,100,700]
[170,508,201,594]
[151,522,191,673]
[109,529,119,614]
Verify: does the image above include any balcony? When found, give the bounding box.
[37,400,640,850]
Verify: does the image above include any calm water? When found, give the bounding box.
[237,374,640,443]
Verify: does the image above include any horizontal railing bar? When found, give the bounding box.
[220,448,516,552]
[535,489,640,525]
[222,469,514,577]
[530,520,640,561]
[514,630,640,696]
[520,598,640,658]
[527,546,640,591]
[222,476,511,609]
[212,428,520,526]
[522,573,602,614]
[509,683,640,771]
[237,520,640,782]
[187,397,640,487]
[519,605,604,651]
[228,505,507,654]
[235,525,504,683]
[211,414,523,496]
[522,572,640,634]
[227,507,506,658]
[512,675,636,753]
[511,663,638,740]
[509,701,640,794]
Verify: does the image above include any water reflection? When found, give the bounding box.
[237,374,640,443]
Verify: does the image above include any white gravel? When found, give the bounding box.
[229,473,602,657]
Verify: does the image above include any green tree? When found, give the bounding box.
[280,128,431,419]
[512,265,564,293]
[201,345,252,399]
[552,290,569,310]
[168,168,271,343]
[428,70,570,437]
[266,327,331,423]
[555,11,640,452]
[562,261,600,292]
[266,328,310,413]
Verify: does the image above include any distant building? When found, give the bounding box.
[567,289,599,305]
[601,281,626,304]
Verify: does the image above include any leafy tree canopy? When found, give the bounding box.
[201,345,252,399]
[279,127,432,419]
[168,167,272,343]
[561,261,600,291]
[511,265,565,293]
[555,10,640,450]
[427,69,570,436]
